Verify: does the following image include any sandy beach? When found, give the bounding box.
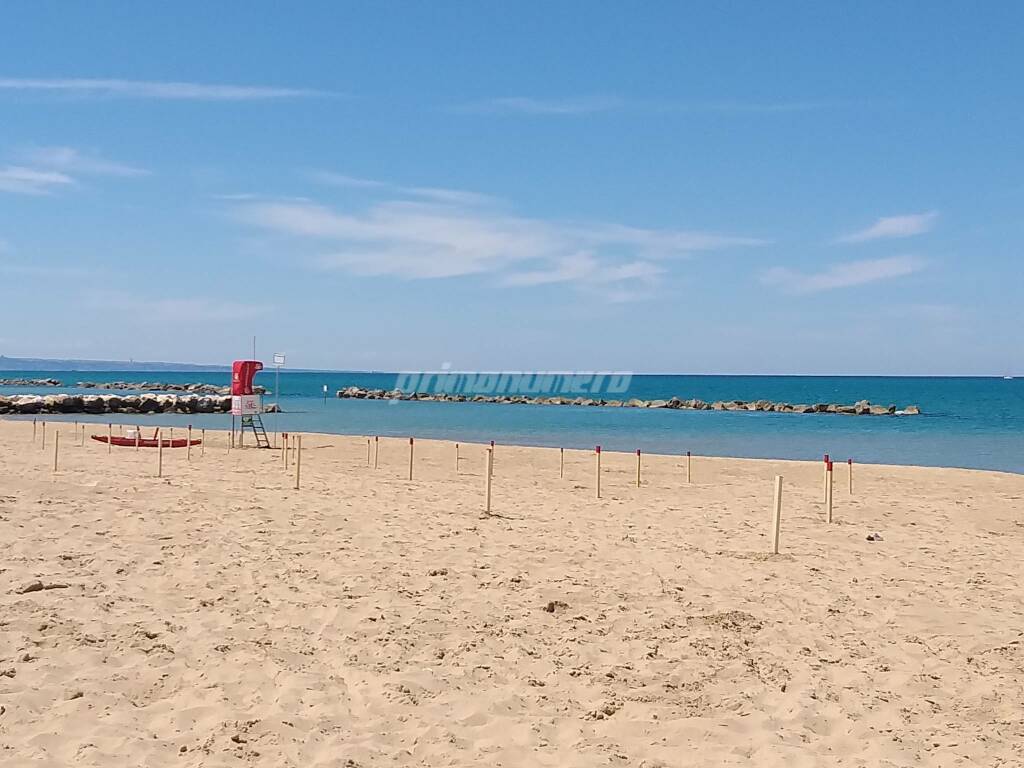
[1,417,1022,767]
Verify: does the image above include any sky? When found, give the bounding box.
[0,3,1021,375]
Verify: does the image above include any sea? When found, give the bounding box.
[2,371,1022,474]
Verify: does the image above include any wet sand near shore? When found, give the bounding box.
[1,418,1022,766]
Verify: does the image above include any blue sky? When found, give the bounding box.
[0,3,1021,374]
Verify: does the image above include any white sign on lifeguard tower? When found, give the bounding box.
[230,393,263,415]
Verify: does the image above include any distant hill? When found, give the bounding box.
[0,356,231,372]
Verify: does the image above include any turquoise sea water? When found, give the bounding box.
[3,371,1022,473]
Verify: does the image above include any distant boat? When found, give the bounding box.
[1005,376,1014,380]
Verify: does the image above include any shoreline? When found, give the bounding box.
[7,413,1020,477]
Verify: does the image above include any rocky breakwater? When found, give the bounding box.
[76,380,263,396]
[0,393,234,415]
[0,378,62,387]
[335,386,920,416]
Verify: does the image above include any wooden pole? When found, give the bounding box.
[823,453,830,503]
[848,458,853,494]
[595,445,602,499]
[455,442,460,474]
[81,423,85,447]
[41,421,46,449]
[135,425,140,452]
[52,430,59,473]
[826,461,834,523]
[408,437,414,481]
[201,428,205,457]
[367,438,371,466]
[170,427,174,446]
[636,449,641,488]
[187,425,192,462]
[771,475,783,554]
[294,435,302,489]
[33,418,37,443]
[559,447,564,479]
[107,423,112,454]
[485,446,493,512]
[374,436,379,470]
[283,433,289,469]
[686,450,692,484]
[157,429,163,478]
[74,421,78,446]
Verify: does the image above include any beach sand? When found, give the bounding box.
[1,418,1022,766]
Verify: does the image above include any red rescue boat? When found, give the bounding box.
[91,427,201,449]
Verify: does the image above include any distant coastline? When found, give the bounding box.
[0,356,230,373]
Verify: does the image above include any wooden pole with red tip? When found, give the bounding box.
[822,453,830,503]
[686,450,691,484]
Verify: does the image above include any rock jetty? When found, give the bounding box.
[76,381,266,396]
[0,393,233,415]
[335,386,920,416]
[0,378,62,387]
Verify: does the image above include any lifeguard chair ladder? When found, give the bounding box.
[242,413,271,448]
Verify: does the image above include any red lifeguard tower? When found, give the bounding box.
[231,360,270,448]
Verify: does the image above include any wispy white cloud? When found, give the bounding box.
[307,170,390,190]
[308,169,495,206]
[0,166,75,195]
[234,189,764,300]
[456,95,859,116]
[1,146,149,195]
[761,255,925,294]
[835,211,938,244]
[0,77,321,100]
[19,146,149,176]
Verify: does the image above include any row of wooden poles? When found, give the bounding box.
[33,419,853,553]
[32,418,308,488]
[362,436,854,548]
